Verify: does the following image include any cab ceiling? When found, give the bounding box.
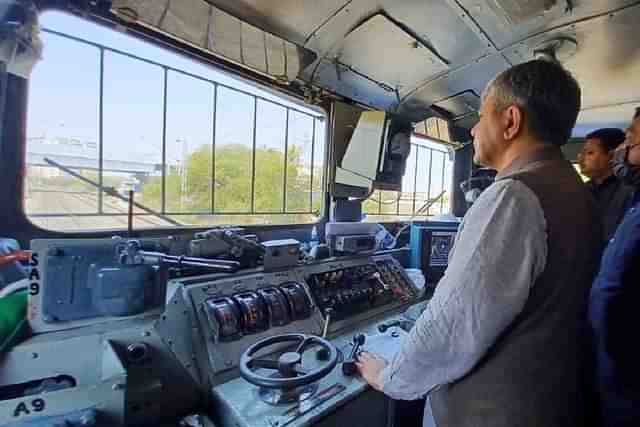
[105,0,640,138]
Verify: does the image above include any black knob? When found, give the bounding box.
[342,333,366,377]
[127,342,151,364]
[316,347,331,361]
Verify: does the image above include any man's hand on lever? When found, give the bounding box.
[355,351,388,392]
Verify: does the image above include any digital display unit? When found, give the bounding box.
[409,221,460,286]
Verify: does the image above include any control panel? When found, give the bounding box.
[171,253,418,387]
[306,259,415,321]
[8,235,421,427]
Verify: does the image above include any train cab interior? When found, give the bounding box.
[0,0,638,426]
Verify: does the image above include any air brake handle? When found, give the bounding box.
[117,240,241,272]
[196,229,266,255]
[342,333,366,377]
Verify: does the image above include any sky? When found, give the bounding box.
[28,12,323,165]
[26,10,449,200]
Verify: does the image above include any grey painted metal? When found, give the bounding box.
[457,0,640,49]
[300,58,398,112]
[211,321,409,427]
[4,408,99,427]
[334,14,448,97]
[433,91,481,119]
[111,0,317,83]
[11,235,420,426]
[195,0,640,135]
[296,0,492,110]
[28,238,166,333]
[574,103,640,137]
[501,4,640,113]
[1,314,200,426]
[179,268,322,389]
[453,112,480,131]
[153,286,203,385]
[56,0,640,136]
[204,0,350,46]
[173,253,419,390]
[405,53,511,120]
[0,334,126,426]
[262,239,301,271]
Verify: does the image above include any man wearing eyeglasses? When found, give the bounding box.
[589,107,640,427]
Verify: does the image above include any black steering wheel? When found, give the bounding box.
[239,334,338,389]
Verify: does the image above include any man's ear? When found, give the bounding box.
[502,105,524,141]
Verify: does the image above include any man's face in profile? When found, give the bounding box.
[621,116,640,167]
[578,138,613,180]
[471,90,505,168]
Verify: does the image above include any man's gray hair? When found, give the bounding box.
[483,59,581,146]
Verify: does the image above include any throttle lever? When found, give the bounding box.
[342,334,366,376]
[316,309,333,361]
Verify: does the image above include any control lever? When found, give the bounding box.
[316,308,333,361]
[342,334,366,376]
[370,272,389,290]
[378,319,414,333]
[322,308,332,338]
[372,272,407,300]
[117,240,240,273]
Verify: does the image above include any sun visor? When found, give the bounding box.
[0,1,42,79]
[111,0,316,83]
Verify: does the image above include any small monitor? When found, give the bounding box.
[409,221,460,286]
[334,111,413,197]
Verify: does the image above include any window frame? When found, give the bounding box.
[24,24,329,233]
[363,133,453,220]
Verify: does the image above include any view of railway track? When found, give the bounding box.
[26,189,173,230]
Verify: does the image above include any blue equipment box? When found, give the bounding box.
[409,220,460,286]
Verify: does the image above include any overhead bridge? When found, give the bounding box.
[27,153,161,175]
[26,139,161,175]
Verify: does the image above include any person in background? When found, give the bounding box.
[589,107,640,427]
[578,128,634,241]
[356,59,601,427]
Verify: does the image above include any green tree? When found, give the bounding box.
[140,143,317,225]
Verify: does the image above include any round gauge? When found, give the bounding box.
[280,282,312,320]
[204,297,242,341]
[257,287,291,327]
[233,292,269,334]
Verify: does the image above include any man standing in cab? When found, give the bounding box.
[578,128,634,241]
[589,107,640,427]
[356,59,601,427]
